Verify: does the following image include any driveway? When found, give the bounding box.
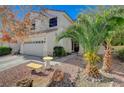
[0,55,43,72]
[0,53,81,72]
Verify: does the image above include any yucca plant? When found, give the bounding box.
[57,13,107,79]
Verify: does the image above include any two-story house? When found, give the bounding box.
[20,9,80,56]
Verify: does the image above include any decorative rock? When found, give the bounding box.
[99,69,114,78]
[109,81,114,87]
[16,78,33,87]
[48,69,75,87]
[80,72,104,83]
[51,69,64,82]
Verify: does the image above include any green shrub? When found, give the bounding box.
[111,38,124,46]
[0,46,12,56]
[53,46,66,57]
[116,48,124,61]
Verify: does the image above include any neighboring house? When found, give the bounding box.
[20,9,79,57]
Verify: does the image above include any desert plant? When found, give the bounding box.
[111,38,124,46]
[99,7,124,72]
[53,46,66,57]
[57,13,107,79]
[84,6,124,73]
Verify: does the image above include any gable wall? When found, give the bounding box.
[45,10,73,54]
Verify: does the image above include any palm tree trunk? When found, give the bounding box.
[85,63,100,78]
[102,44,112,73]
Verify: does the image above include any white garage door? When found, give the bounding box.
[22,41,46,56]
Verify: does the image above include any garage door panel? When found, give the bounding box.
[23,43,44,56]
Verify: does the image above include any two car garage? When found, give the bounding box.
[20,38,47,57]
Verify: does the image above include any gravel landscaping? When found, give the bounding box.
[74,55,124,87]
[0,54,124,87]
[0,61,54,87]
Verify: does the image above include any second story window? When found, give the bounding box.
[49,17,57,27]
[31,23,35,30]
[31,20,35,30]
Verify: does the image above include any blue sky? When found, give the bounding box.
[14,5,96,20]
[43,5,96,20]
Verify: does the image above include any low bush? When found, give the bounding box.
[53,46,66,57]
[116,48,124,61]
[111,38,124,46]
[0,46,12,56]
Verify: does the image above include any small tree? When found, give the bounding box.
[0,6,15,46]
[0,6,32,53]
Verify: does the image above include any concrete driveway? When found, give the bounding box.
[0,53,79,72]
[0,55,43,72]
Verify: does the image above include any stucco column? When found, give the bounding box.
[78,45,83,55]
[43,36,48,56]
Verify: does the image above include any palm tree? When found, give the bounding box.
[86,6,124,73]
[100,7,124,72]
[57,14,107,79]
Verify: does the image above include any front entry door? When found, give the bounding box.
[72,40,79,53]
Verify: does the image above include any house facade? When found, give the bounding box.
[0,9,104,57]
[20,9,78,57]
